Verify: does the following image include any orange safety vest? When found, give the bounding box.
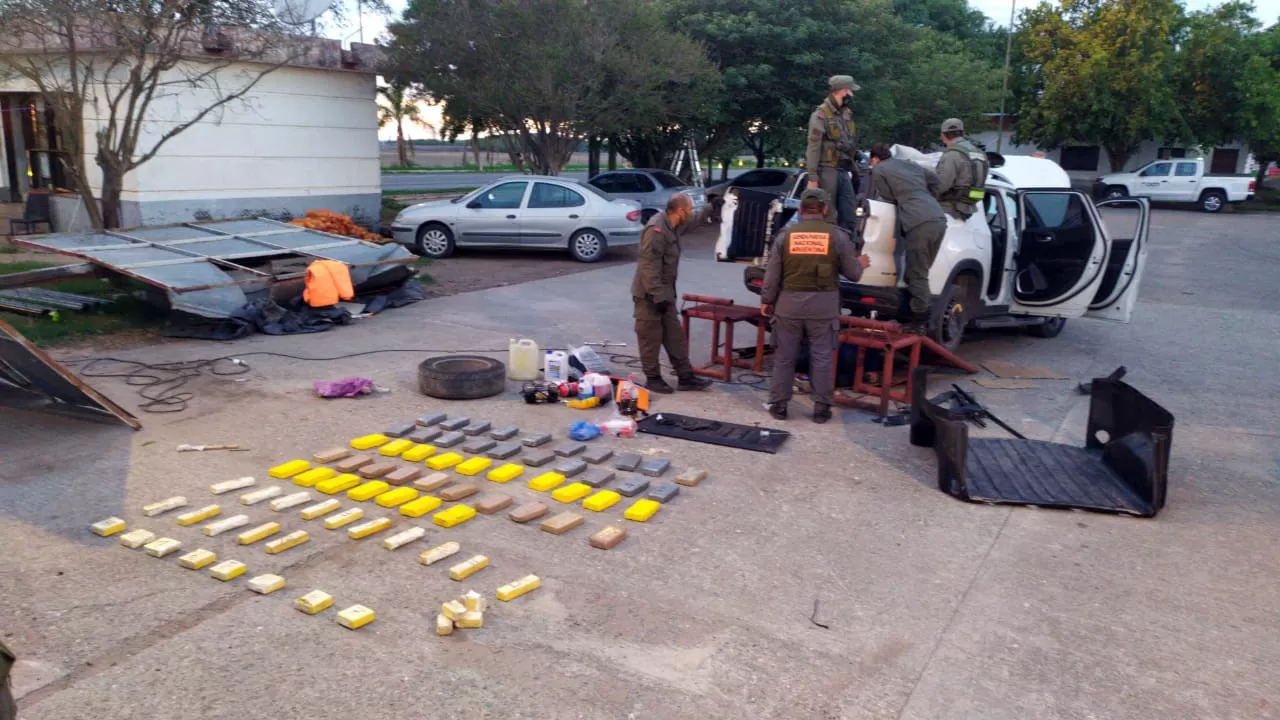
[303,259,354,307]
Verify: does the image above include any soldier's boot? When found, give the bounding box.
[901,312,931,336]
[768,402,788,421]
[646,376,675,394]
[812,403,833,424]
[677,374,713,391]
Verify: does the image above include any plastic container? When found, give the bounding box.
[508,339,540,381]
[544,350,569,383]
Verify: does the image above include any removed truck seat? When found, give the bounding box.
[909,367,1173,517]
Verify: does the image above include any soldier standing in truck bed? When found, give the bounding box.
[805,75,860,235]
[934,117,990,220]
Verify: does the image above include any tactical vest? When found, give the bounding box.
[819,102,857,168]
[781,220,840,292]
[940,137,989,208]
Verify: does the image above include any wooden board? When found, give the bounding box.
[981,360,1068,380]
[974,378,1040,390]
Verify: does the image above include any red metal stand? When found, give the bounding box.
[680,294,767,381]
[832,316,978,417]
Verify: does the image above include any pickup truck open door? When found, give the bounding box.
[1008,190,1149,322]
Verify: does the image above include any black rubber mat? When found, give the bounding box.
[909,367,1173,518]
[637,412,790,453]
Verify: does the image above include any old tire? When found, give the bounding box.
[418,355,506,399]
[1199,190,1226,213]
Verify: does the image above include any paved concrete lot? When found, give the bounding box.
[2,210,1278,719]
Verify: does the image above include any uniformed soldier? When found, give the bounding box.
[866,143,948,331]
[760,188,870,423]
[805,75,860,234]
[934,118,990,220]
[0,639,16,720]
[631,193,716,394]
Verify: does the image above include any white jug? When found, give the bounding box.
[508,338,540,380]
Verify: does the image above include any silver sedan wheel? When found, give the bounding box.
[417,225,453,257]
[570,230,606,263]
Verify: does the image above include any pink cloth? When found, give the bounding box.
[314,377,374,398]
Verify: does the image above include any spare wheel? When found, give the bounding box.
[418,355,506,399]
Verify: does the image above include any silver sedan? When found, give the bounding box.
[389,176,643,262]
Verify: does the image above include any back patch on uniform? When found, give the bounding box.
[788,232,830,255]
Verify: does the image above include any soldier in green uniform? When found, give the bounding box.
[934,118,990,220]
[630,193,715,394]
[805,75,860,234]
[760,189,869,423]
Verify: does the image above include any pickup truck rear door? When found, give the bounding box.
[1008,189,1110,319]
[1085,197,1150,322]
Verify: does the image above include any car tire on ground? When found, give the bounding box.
[415,223,455,258]
[1199,190,1226,213]
[930,279,973,352]
[568,228,607,263]
[1104,186,1129,200]
[1028,316,1066,338]
[418,355,506,400]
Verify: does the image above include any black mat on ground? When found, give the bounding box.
[909,367,1173,517]
[637,412,790,453]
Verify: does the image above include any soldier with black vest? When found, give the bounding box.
[935,117,990,220]
[760,188,869,423]
[805,75,861,234]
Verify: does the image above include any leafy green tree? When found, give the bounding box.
[1015,0,1186,172]
[1238,24,1280,187]
[1173,1,1259,148]
[883,29,1003,148]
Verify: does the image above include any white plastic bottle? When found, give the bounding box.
[508,338,540,380]
[544,350,569,383]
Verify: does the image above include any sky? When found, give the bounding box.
[360,0,1280,141]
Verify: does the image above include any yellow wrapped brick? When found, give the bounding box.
[437,613,454,636]
[350,434,389,450]
[142,496,187,517]
[347,517,392,540]
[336,604,375,630]
[118,529,156,549]
[401,444,436,462]
[454,457,492,476]
[268,460,310,479]
[237,522,281,545]
[378,439,414,457]
[624,499,661,522]
[299,498,342,520]
[432,505,475,529]
[399,495,443,518]
[143,537,182,558]
[375,487,419,508]
[456,611,484,629]
[463,590,486,613]
[487,463,524,483]
[296,590,333,615]
[496,575,541,602]
[178,548,217,570]
[247,574,286,595]
[323,507,364,529]
[448,554,489,581]
[347,480,390,502]
[209,560,247,582]
[293,467,336,488]
[582,490,622,512]
[441,599,467,621]
[419,541,461,566]
[425,452,465,471]
[90,517,126,537]
[176,505,221,526]
[264,530,309,554]
[551,483,592,504]
[383,526,426,550]
[204,515,249,536]
[316,473,361,495]
[527,472,566,492]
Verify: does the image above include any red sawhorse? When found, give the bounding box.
[680,294,767,381]
[832,316,978,417]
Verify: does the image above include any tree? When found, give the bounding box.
[1238,24,1280,188]
[1015,0,1186,173]
[378,80,423,168]
[882,29,1003,148]
[1173,1,1259,148]
[0,0,333,229]
[386,0,718,176]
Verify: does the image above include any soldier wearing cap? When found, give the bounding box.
[805,75,861,235]
[934,118,990,220]
[760,188,869,424]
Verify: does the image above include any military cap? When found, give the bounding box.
[799,188,829,204]
[828,75,860,92]
[941,117,965,133]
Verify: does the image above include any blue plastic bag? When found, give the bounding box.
[569,420,602,441]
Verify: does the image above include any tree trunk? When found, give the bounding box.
[720,157,729,181]
[472,132,484,172]
[396,121,409,167]
[754,148,766,168]
[1104,144,1136,174]
[588,136,601,178]
[99,172,123,229]
[607,144,617,170]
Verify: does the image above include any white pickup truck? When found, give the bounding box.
[1094,157,1255,212]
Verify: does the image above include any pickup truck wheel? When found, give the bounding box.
[1027,316,1066,338]
[1104,186,1129,200]
[1199,190,1226,213]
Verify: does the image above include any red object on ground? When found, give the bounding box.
[680,295,767,381]
[832,316,978,417]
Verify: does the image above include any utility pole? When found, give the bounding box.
[996,0,1016,154]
